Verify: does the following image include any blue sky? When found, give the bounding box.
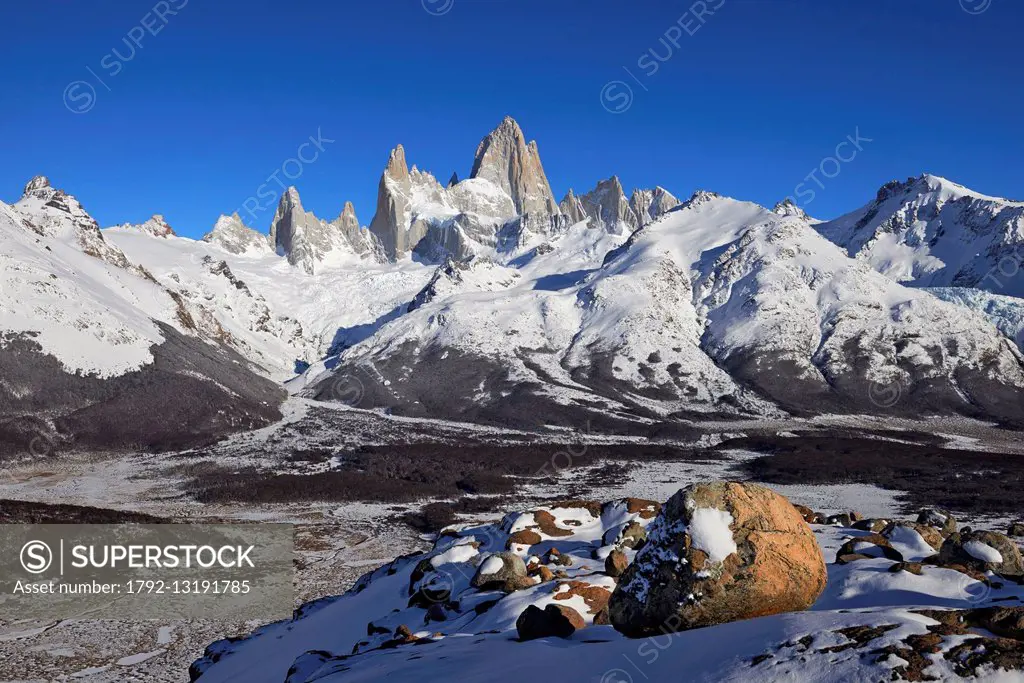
[1,0,1021,239]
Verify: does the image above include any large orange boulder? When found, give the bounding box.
[608,481,827,636]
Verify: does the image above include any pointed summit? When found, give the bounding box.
[384,144,410,183]
[339,201,358,226]
[23,175,52,197]
[329,200,386,263]
[369,145,417,260]
[203,213,273,255]
[630,186,681,227]
[772,198,811,221]
[271,188,385,272]
[448,172,459,188]
[270,187,322,274]
[469,116,560,218]
[559,189,587,225]
[125,214,176,238]
[580,176,638,235]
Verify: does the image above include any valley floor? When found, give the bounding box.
[0,400,1022,681]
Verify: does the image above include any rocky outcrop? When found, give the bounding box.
[118,214,176,238]
[559,189,588,225]
[271,188,383,274]
[580,176,639,235]
[330,201,385,262]
[469,116,560,220]
[605,549,629,578]
[630,187,680,227]
[203,213,273,255]
[269,188,324,274]
[15,176,135,272]
[916,508,958,538]
[609,481,827,636]
[23,175,51,196]
[772,198,812,221]
[369,119,565,262]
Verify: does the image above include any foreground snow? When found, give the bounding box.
[193,497,1024,683]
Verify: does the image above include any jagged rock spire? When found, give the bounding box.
[272,188,384,273]
[630,187,681,227]
[559,189,587,225]
[579,176,639,235]
[469,116,560,218]
[368,145,417,261]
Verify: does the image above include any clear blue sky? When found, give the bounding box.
[2,0,1021,238]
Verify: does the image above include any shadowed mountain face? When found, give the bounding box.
[0,325,284,454]
[0,177,285,455]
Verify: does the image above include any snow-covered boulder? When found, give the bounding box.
[471,552,531,592]
[609,481,827,636]
[938,530,1023,577]
[916,508,958,538]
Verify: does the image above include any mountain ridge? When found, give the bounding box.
[5,119,1024,447]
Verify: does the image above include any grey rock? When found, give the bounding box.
[23,175,52,197]
[368,145,419,260]
[580,176,639,235]
[630,187,680,227]
[471,551,528,592]
[118,214,176,238]
[203,213,273,255]
[271,187,383,274]
[772,198,811,221]
[917,508,958,538]
[469,116,560,220]
[938,530,1024,577]
[559,189,588,225]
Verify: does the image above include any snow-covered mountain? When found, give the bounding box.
[303,188,1024,425]
[5,119,1024,439]
[0,177,284,454]
[817,174,1024,296]
[367,118,569,263]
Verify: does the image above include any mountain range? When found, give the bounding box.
[3,117,1023,453]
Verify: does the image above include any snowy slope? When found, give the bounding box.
[1,179,175,377]
[816,174,1024,296]
[303,190,1024,424]
[0,178,285,452]
[105,225,434,380]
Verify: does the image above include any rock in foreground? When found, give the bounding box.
[516,604,585,641]
[609,481,827,636]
